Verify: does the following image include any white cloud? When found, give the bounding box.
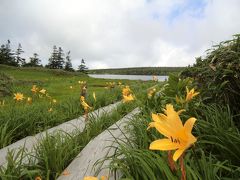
[0,0,239,69]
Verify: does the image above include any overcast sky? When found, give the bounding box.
[0,0,239,69]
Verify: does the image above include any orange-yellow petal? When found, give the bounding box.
[150,139,180,151]
[173,148,185,161]
[151,113,161,122]
[83,177,98,180]
[184,117,197,133]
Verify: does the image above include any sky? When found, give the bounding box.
[0,0,239,69]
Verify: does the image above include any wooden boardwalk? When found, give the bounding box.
[57,108,140,180]
[0,101,121,167]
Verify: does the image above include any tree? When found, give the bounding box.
[0,40,17,66]
[15,43,25,66]
[48,46,65,69]
[48,45,59,69]
[24,53,41,67]
[65,51,74,71]
[78,59,88,72]
[56,47,65,69]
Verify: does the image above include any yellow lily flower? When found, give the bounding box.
[123,94,134,103]
[148,88,156,98]
[152,76,158,81]
[27,97,32,104]
[80,96,92,111]
[93,92,96,101]
[122,86,131,96]
[185,87,199,102]
[39,89,46,94]
[175,95,185,104]
[13,93,24,101]
[83,176,108,180]
[83,177,98,180]
[62,169,70,176]
[48,108,53,112]
[52,99,57,103]
[70,86,73,89]
[35,177,42,180]
[148,104,197,161]
[31,85,38,93]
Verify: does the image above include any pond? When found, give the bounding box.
[88,74,168,81]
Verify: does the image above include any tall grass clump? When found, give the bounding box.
[181,34,240,126]
[0,102,137,179]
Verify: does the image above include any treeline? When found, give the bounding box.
[88,67,185,75]
[0,40,88,72]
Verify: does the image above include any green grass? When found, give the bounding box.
[100,74,240,180]
[0,65,156,148]
[0,102,137,180]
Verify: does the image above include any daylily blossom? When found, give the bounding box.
[83,176,107,180]
[93,92,96,101]
[122,86,135,103]
[152,76,158,82]
[13,93,24,101]
[62,169,70,176]
[83,177,98,180]
[123,94,134,103]
[35,177,42,180]
[39,89,46,94]
[48,108,53,112]
[80,96,92,111]
[185,87,199,102]
[148,88,156,98]
[52,99,57,103]
[148,104,197,161]
[31,85,38,93]
[70,86,73,89]
[27,97,32,104]
[175,95,185,104]
[122,86,131,96]
[78,80,86,84]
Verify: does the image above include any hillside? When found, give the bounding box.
[88,66,185,75]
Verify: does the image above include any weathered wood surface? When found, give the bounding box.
[0,101,121,167]
[57,108,140,180]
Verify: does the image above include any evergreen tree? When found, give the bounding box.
[78,59,88,72]
[48,45,59,69]
[15,43,25,66]
[48,46,65,69]
[24,53,41,67]
[56,47,65,69]
[0,40,17,66]
[65,51,74,71]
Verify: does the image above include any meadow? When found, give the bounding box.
[0,65,155,148]
[0,34,240,180]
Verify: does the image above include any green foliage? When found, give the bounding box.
[0,72,13,97]
[0,102,137,179]
[181,34,240,124]
[104,72,240,179]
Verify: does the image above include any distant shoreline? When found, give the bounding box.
[87,66,185,76]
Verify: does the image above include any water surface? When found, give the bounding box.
[88,74,168,81]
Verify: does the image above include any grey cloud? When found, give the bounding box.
[0,0,239,69]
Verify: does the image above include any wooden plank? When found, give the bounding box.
[0,101,121,167]
[57,108,140,180]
